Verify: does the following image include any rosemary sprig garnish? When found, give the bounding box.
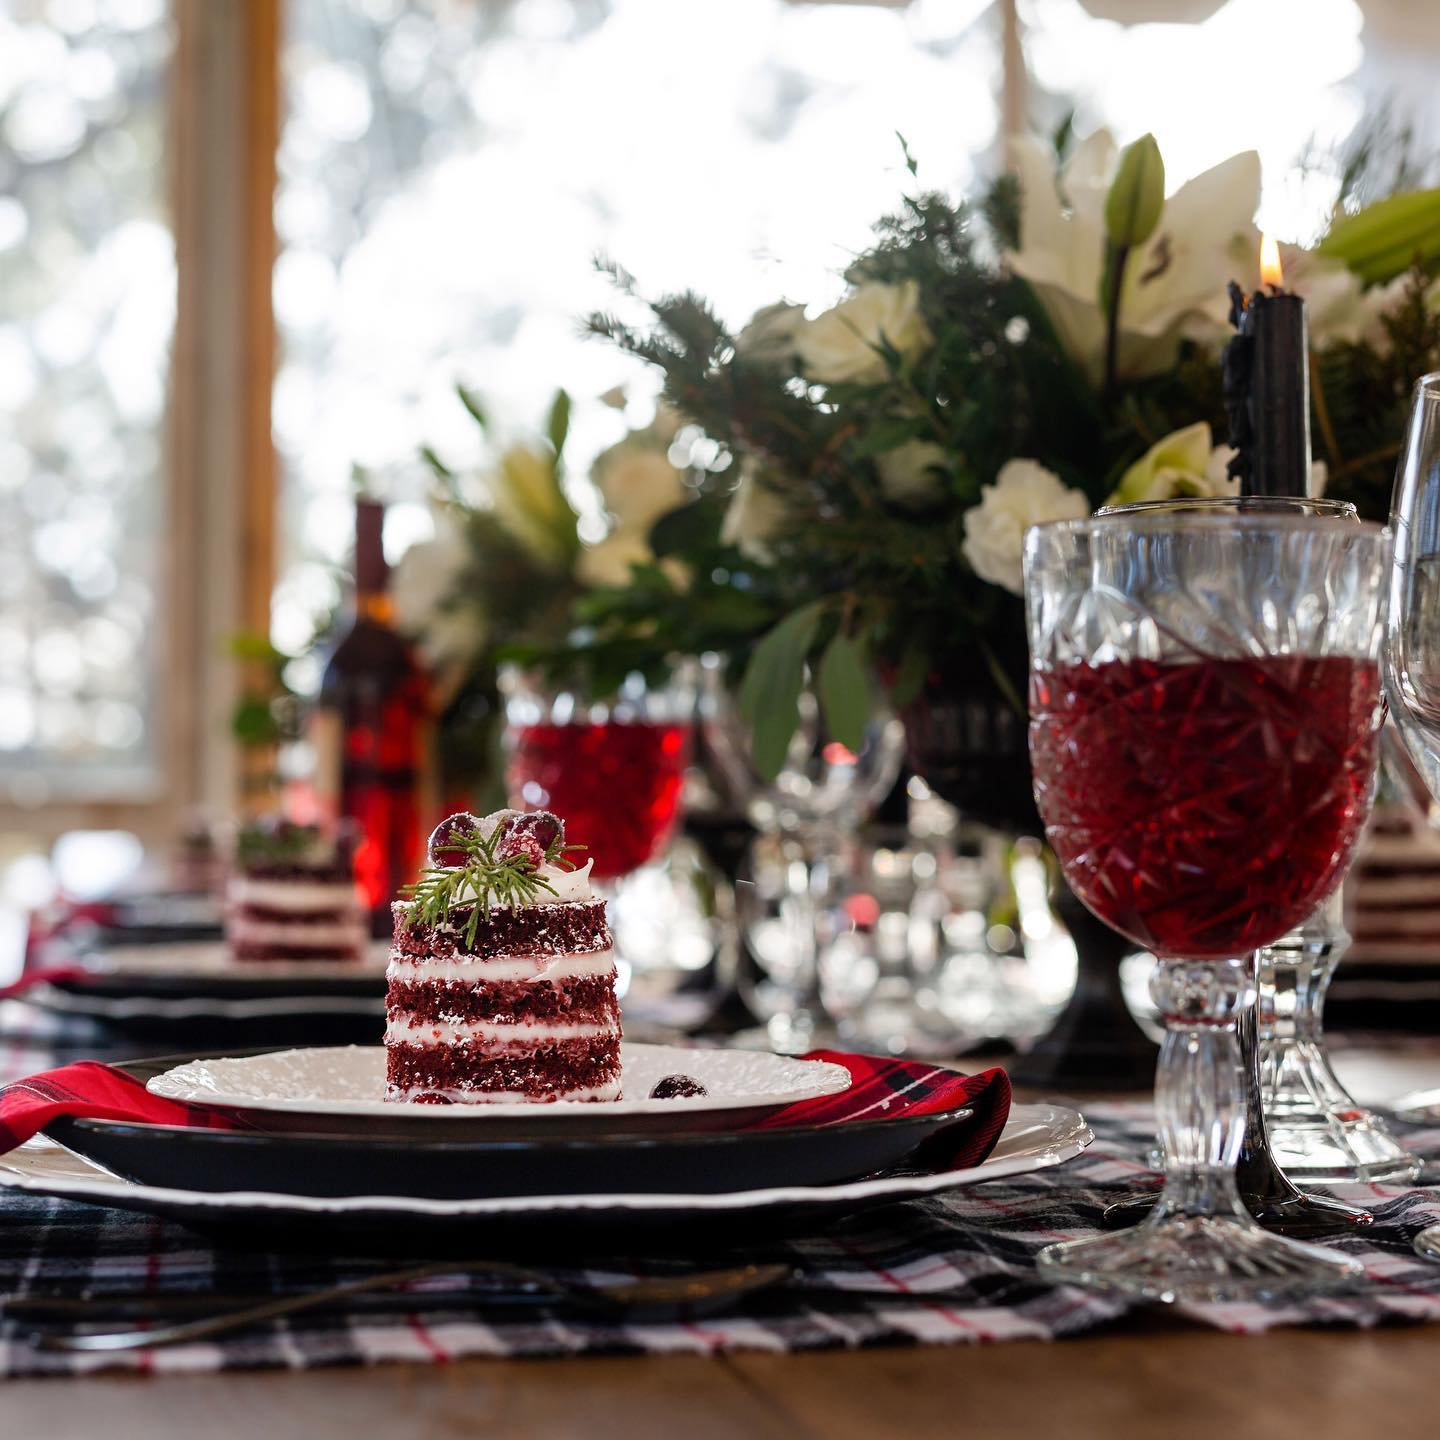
[400,824,583,948]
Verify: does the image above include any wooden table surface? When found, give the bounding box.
[7,1046,1440,1440]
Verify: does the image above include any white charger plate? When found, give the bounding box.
[146,1043,853,1135]
[0,1103,1091,1241]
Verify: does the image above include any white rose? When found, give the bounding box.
[576,532,647,589]
[876,440,949,508]
[797,281,933,385]
[391,515,488,668]
[577,533,688,590]
[962,459,1089,595]
[720,463,789,563]
[593,445,688,531]
[735,302,805,368]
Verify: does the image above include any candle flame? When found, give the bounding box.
[1260,232,1284,289]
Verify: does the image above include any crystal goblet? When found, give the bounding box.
[1026,511,1386,1301]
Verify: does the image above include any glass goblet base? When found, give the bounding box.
[1038,1202,1363,1304]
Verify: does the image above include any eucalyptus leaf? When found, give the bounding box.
[890,643,931,708]
[547,389,572,459]
[1317,188,1440,283]
[739,602,823,781]
[419,445,454,479]
[457,385,488,431]
[818,631,871,752]
[1104,133,1164,249]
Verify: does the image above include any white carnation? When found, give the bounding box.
[962,459,1089,595]
[735,302,805,368]
[720,464,790,563]
[876,441,948,508]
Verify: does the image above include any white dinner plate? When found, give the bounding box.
[79,940,390,983]
[146,1043,853,1135]
[0,1103,1091,1243]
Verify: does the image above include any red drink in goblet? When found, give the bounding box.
[1022,511,1388,1304]
[507,719,690,881]
[1030,654,1381,959]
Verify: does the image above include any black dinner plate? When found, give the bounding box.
[43,1058,973,1201]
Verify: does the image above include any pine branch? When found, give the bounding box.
[400,826,577,947]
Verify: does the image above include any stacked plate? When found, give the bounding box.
[6,1044,1093,1248]
[26,942,389,1046]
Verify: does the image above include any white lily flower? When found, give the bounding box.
[1007,130,1260,384]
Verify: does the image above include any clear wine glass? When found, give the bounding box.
[1383,374,1440,1256]
[700,654,905,1051]
[1097,495,1417,1212]
[500,665,695,1003]
[1026,510,1386,1301]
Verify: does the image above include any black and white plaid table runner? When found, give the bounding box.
[3,1103,1440,1376]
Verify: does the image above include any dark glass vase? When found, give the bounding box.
[899,635,1157,1091]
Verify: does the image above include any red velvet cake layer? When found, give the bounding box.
[387,976,619,1027]
[390,900,609,960]
[385,1035,622,1100]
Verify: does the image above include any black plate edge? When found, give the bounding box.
[48,1104,974,1155]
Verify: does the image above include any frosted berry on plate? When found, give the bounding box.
[385,809,620,1104]
[225,819,366,964]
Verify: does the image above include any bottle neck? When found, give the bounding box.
[353,498,389,624]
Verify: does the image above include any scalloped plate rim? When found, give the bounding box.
[145,1043,855,1121]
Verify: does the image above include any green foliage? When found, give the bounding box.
[401,824,581,946]
[566,137,1438,761]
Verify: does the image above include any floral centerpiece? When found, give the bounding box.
[576,128,1440,823]
[390,386,701,802]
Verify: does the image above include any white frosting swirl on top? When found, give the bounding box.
[535,858,593,904]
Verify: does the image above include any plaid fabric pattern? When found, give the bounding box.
[2,1105,1440,1376]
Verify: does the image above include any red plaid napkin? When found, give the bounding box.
[0,1052,1010,1174]
[754,1051,1011,1172]
[0,1063,243,1153]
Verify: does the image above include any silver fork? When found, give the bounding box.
[20,1261,794,1354]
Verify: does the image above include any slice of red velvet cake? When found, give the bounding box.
[385,809,621,1104]
[226,820,366,964]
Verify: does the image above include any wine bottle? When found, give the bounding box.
[313,498,435,929]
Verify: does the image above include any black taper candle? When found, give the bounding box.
[1222,273,1311,498]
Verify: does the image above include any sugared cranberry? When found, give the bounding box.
[427,813,483,868]
[649,1074,707,1100]
[494,810,564,858]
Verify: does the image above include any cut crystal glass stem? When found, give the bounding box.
[1038,957,1363,1302]
[1258,904,1421,1184]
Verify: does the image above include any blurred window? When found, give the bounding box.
[0,0,173,802]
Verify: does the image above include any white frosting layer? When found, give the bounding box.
[384,1016,618,1047]
[230,918,368,949]
[386,948,615,985]
[228,877,362,914]
[385,1079,623,1104]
